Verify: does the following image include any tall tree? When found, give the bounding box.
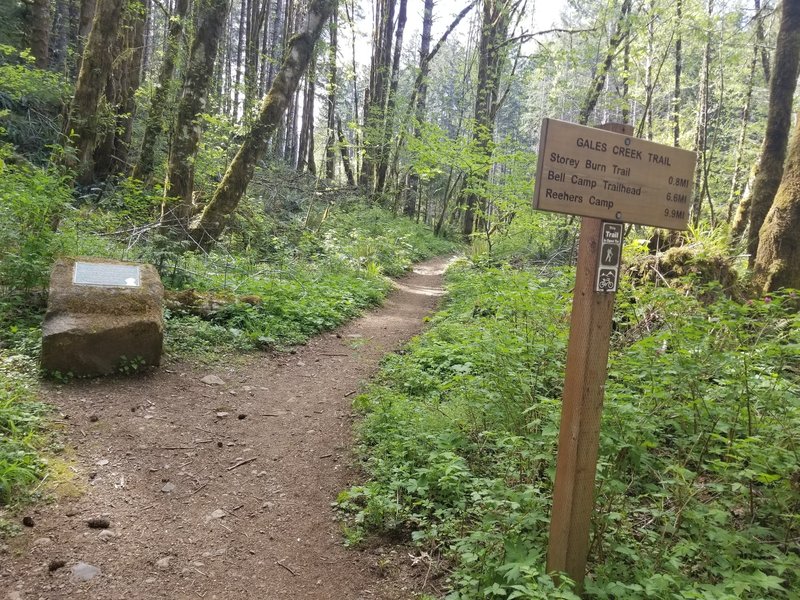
[29,0,52,68]
[133,0,192,184]
[63,0,125,184]
[671,0,682,146]
[731,0,800,261]
[403,0,434,217]
[754,112,800,291]
[93,0,147,180]
[189,0,335,244]
[359,0,397,191]
[374,0,407,196]
[324,14,338,180]
[691,0,714,227]
[577,0,631,127]
[462,0,515,236]
[163,0,231,226]
[297,54,318,173]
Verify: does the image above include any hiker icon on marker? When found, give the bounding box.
[600,243,619,267]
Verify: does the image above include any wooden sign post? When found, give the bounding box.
[531,120,696,590]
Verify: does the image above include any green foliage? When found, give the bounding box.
[162,203,456,355]
[340,260,800,598]
[0,46,70,159]
[0,146,71,290]
[0,352,48,505]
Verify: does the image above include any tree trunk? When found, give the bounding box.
[727,46,758,221]
[374,0,407,197]
[754,113,800,291]
[30,0,52,68]
[109,0,146,175]
[189,0,334,244]
[336,115,355,186]
[754,0,771,84]
[234,0,246,119]
[324,15,337,180]
[691,0,713,227]
[360,0,396,192]
[297,53,317,172]
[404,0,433,217]
[671,0,682,146]
[49,0,70,72]
[64,0,125,184]
[134,0,191,184]
[740,0,800,263]
[462,0,512,237]
[163,0,231,227]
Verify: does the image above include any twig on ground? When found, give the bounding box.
[275,560,297,576]
[227,457,257,471]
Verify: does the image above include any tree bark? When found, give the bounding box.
[754,113,800,291]
[374,0,407,196]
[164,0,231,227]
[462,0,513,237]
[324,15,337,180]
[404,0,433,217]
[297,54,317,172]
[691,0,713,227]
[740,0,800,263]
[63,0,125,184]
[134,0,191,184]
[754,0,771,84]
[727,46,758,221]
[671,0,682,146]
[110,0,147,175]
[336,115,355,186]
[29,0,52,68]
[360,0,396,191]
[189,0,334,244]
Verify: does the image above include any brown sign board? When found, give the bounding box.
[533,118,696,229]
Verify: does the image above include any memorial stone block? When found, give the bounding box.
[41,257,164,377]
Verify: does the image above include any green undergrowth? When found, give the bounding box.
[160,204,457,359]
[0,352,49,507]
[338,260,800,599]
[0,158,457,499]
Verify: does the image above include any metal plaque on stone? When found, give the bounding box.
[73,262,141,288]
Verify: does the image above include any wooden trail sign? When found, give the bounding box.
[535,121,697,591]
[533,118,696,229]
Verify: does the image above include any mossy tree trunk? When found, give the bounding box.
[29,0,51,68]
[188,0,335,245]
[732,0,800,262]
[133,0,191,184]
[754,114,800,292]
[94,0,147,180]
[163,0,231,227]
[63,0,125,184]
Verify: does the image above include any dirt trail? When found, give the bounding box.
[1,256,452,600]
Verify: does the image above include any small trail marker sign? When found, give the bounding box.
[533,118,695,229]
[534,120,697,591]
[596,222,623,292]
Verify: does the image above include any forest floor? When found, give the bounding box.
[0,256,453,600]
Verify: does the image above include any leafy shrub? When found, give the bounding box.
[0,46,70,159]
[340,262,800,598]
[0,352,48,505]
[0,146,70,290]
